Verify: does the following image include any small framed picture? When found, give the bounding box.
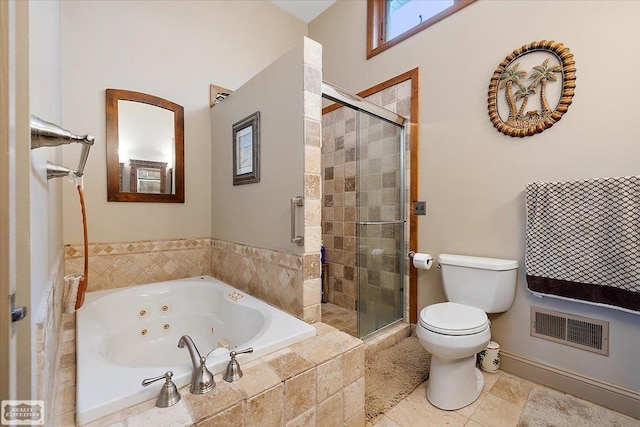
[232,111,260,185]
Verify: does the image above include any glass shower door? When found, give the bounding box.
[357,111,405,338]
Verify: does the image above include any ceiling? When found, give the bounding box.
[268,0,336,23]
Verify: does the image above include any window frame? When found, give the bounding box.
[367,0,477,59]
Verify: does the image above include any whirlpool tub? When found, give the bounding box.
[76,275,316,425]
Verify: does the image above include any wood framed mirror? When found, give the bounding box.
[106,89,185,202]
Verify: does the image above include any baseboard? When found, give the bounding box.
[500,350,640,420]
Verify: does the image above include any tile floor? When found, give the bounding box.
[368,370,639,427]
[321,302,357,337]
[321,304,638,427]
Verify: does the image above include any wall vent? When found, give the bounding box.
[530,307,609,356]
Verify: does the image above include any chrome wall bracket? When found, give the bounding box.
[30,115,94,180]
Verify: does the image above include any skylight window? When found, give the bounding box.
[367,0,476,59]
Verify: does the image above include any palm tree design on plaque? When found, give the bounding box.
[500,57,563,129]
[529,57,563,116]
[514,84,536,119]
[499,63,526,121]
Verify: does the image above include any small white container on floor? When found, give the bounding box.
[479,341,500,373]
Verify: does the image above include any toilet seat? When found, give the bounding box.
[420,302,489,336]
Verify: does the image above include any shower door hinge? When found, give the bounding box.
[10,293,27,323]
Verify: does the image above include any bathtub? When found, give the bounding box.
[76,275,316,425]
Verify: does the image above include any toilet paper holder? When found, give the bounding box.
[407,251,432,270]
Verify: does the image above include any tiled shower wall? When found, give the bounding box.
[322,106,358,310]
[321,80,412,313]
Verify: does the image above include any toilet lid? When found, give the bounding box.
[419,302,489,336]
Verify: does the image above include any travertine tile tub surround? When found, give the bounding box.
[57,322,364,426]
[64,238,212,292]
[60,237,349,425]
[65,237,321,322]
[210,238,321,323]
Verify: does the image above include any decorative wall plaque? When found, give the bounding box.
[488,40,576,137]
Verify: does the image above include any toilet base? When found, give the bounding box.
[426,354,485,410]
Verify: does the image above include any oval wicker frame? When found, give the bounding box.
[488,40,576,137]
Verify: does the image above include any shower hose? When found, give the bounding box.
[75,184,89,310]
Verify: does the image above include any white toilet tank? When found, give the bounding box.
[438,254,518,313]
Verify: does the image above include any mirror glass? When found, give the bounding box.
[106,89,184,202]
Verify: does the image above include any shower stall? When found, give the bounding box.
[321,82,407,339]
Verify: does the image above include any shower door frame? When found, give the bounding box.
[322,81,408,338]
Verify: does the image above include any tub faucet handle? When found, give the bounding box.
[142,371,181,408]
[223,347,254,382]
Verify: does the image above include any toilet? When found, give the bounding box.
[417,254,518,410]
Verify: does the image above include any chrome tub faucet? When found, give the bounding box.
[177,335,215,394]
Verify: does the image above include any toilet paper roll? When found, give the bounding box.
[412,253,433,270]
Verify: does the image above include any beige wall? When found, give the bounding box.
[310,0,640,392]
[210,41,306,252]
[60,0,307,244]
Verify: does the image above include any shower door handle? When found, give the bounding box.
[290,196,304,246]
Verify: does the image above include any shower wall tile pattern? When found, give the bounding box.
[322,80,413,316]
[323,106,358,310]
[65,238,211,292]
[210,238,306,320]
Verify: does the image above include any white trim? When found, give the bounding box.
[501,350,640,420]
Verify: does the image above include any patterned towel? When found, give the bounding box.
[525,176,640,313]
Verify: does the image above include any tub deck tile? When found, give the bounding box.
[195,403,245,427]
[247,384,284,427]
[291,330,361,365]
[312,321,336,336]
[343,377,366,421]
[125,399,193,427]
[343,345,365,386]
[285,406,316,427]
[75,323,366,427]
[317,391,344,427]
[183,374,245,422]
[264,348,315,381]
[317,356,344,402]
[232,359,281,399]
[284,368,317,421]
